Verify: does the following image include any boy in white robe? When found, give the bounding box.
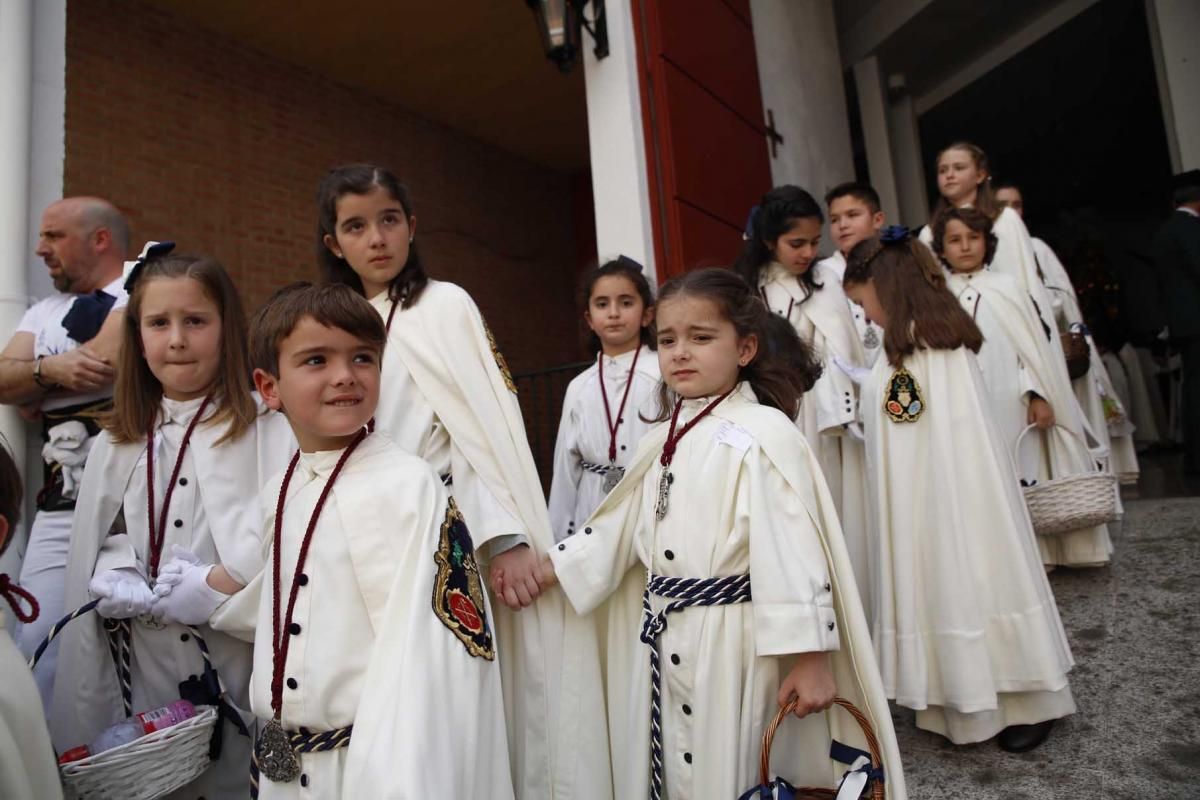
[158,283,513,798]
[844,231,1075,752]
[0,443,63,800]
[932,208,1114,568]
[820,182,887,367]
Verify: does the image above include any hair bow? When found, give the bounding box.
[742,205,760,241]
[616,254,644,273]
[879,225,911,244]
[122,241,176,293]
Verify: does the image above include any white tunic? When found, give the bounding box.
[52,396,296,799]
[214,434,514,799]
[947,269,1113,568]
[552,383,907,800]
[817,252,883,367]
[757,262,874,620]
[547,345,661,542]
[0,618,62,800]
[862,347,1075,743]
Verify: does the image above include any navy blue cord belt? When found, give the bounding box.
[639,572,752,800]
[250,724,353,796]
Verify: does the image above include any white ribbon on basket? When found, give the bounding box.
[835,755,873,800]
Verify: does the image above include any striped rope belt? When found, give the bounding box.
[250,724,353,796]
[579,460,623,479]
[639,572,752,800]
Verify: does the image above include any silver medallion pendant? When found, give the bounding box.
[602,465,623,493]
[863,326,880,350]
[654,470,674,520]
[256,718,300,783]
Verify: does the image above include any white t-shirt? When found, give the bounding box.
[17,275,128,411]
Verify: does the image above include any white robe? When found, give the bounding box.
[862,346,1075,743]
[757,262,874,620]
[0,616,63,800]
[1032,237,1139,483]
[551,383,906,800]
[369,281,609,799]
[51,397,295,799]
[817,252,883,367]
[212,434,513,799]
[947,269,1113,567]
[548,345,661,542]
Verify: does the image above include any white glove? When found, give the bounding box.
[150,546,229,626]
[89,568,155,619]
[831,354,871,387]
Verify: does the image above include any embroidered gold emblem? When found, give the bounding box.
[884,367,924,422]
[432,498,495,660]
[484,321,518,395]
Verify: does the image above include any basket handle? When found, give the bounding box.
[759,696,884,799]
[1013,422,1094,481]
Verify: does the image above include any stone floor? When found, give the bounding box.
[897,453,1200,799]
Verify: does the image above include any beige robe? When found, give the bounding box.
[1,616,63,800]
[863,346,1075,743]
[369,281,609,799]
[758,262,874,621]
[212,434,513,798]
[551,383,906,800]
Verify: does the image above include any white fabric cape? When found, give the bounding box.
[862,346,1075,740]
[379,280,609,799]
[50,403,295,751]
[1,619,63,800]
[551,389,906,800]
[946,269,1113,567]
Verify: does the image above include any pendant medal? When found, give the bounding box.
[654,470,674,520]
[602,464,622,493]
[256,718,300,783]
[863,326,880,350]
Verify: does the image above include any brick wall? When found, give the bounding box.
[63,0,590,378]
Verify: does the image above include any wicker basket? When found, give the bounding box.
[1061,330,1090,381]
[1015,424,1119,536]
[745,696,885,800]
[29,601,219,800]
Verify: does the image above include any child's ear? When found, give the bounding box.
[322,233,344,261]
[873,212,886,230]
[253,368,284,412]
[583,309,598,333]
[641,305,655,328]
[737,333,759,367]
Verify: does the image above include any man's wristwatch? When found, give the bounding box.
[33,355,57,390]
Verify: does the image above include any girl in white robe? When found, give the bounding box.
[549,258,660,542]
[843,231,1075,751]
[315,164,609,799]
[734,186,873,617]
[540,268,906,800]
[51,253,296,798]
[932,208,1113,568]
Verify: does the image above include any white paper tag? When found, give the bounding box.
[714,421,753,453]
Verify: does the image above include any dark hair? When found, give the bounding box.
[1173,184,1200,207]
[733,185,825,302]
[581,258,656,353]
[108,254,256,445]
[825,182,882,215]
[844,236,983,366]
[650,268,821,420]
[316,164,428,309]
[0,438,21,556]
[932,141,1002,221]
[931,206,998,268]
[250,282,386,378]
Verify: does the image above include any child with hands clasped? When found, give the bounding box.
[548,257,660,542]
[843,230,1075,752]
[51,250,296,797]
[175,283,512,798]
[535,268,905,800]
[932,208,1113,568]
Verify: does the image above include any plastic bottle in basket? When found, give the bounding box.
[88,699,198,755]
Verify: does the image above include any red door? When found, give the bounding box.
[632,0,774,283]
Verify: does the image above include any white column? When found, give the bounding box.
[749,0,854,197]
[0,0,33,581]
[582,1,657,284]
[887,86,929,227]
[1146,0,1200,171]
[852,55,901,222]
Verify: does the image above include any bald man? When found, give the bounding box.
[0,197,130,711]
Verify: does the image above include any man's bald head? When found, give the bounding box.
[36,197,130,293]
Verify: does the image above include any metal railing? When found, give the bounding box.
[514,361,591,496]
